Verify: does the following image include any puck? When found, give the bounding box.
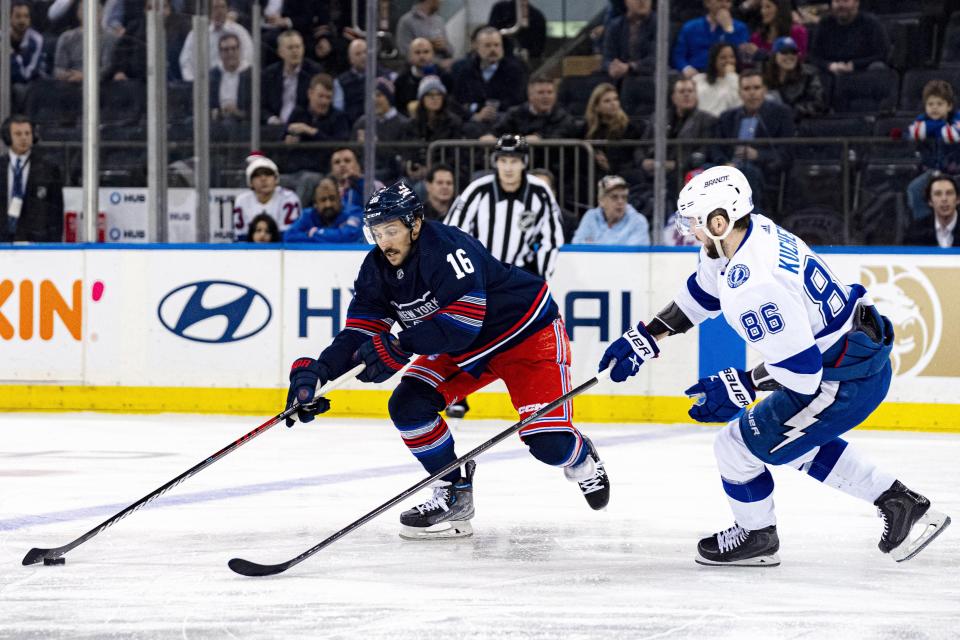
[43,557,65,566]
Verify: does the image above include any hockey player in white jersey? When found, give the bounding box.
[600,166,951,567]
[233,152,302,239]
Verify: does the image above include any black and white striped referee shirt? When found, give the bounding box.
[443,173,564,279]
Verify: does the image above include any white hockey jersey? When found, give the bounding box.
[674,214,868,395]
[233,187,302,237]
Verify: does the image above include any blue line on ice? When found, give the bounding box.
[0,430,691,532]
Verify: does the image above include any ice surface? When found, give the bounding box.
[1,413,958,639]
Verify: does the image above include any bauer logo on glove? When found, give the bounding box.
[685,367,756,423]
[598,322,660,383]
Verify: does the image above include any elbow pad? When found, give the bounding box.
[750,363,783,392]
[646,301,694,337]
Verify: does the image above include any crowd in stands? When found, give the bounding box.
[4,0,960,249]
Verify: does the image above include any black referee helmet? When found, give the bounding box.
[492,134,529,166]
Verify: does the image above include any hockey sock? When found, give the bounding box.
[395,415,460,483]
[522,431,586,467]
[715,421,777,530]
[789,438,896,503]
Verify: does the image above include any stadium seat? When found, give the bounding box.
[941,12,960,66]
[899,68,960,112]
[670,0,705,24]
[620,75,656,116]
[852,161,916,243]
[99,125,147,187]
[100,79,145,126]
[873,116,920,161]
[795,117,873,163]
[883,14,934,71]
[558,75,609,116]
[830,68,899,114]
[785,162,847,215]
[25,79,81,127]
[780,207,846,245]
[167,81,194,125]
[864,0,942,16]
[42,125,81,142]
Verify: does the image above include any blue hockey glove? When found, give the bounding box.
[598,322,660,383]
[285,357,331,427]
[357,333,411,383]
[684,368,756,423]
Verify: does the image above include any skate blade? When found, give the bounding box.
[891,510,951,562]
[695,553,781,567]
[399,520,473,540]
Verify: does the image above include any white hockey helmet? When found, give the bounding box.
[675,165,753,242]
[245,152,279,186]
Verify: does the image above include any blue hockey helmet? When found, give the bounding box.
[363,180,424,243]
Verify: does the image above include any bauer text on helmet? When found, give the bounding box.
[675,166,753,242]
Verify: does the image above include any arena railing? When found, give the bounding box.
[35,136,918,245]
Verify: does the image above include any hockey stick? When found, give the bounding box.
[22,363,365,566]
[228,367,612,577]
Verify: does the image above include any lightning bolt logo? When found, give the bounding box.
[768,381,839,455]
[769,420,808,453]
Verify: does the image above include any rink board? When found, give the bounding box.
[0,244,959,431]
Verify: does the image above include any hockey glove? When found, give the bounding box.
[598,322,660,383]
[685,368,756,423]
[357,333,411,383]
[285,357,331,427]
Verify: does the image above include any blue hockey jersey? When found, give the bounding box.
[318,219,559,378]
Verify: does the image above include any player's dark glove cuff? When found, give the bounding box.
[357,333,411,383]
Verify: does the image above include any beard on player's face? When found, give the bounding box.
[704,241,720,259]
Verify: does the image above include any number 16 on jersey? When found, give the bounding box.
[446,249,475,279]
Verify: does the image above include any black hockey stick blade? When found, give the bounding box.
[228,558,287,577]
[22,364,364,566]
[228,368,611,577]
[22,547,57,566]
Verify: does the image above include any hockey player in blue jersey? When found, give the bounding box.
[600,165,951,566]
[286,181,610,539]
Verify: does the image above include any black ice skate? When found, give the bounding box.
[696,523,780,567]
[399,460,476,540]
[874,480,951,562]
[564,437,610,510]
[445,398,470,420]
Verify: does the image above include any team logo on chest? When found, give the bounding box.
[397,268,404,280]
[392,291,440,326]
[727,264,751,289]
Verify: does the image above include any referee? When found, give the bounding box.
[442,134,565,418]
[444,134,565,279]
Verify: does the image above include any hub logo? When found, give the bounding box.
[158,281,272,343]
